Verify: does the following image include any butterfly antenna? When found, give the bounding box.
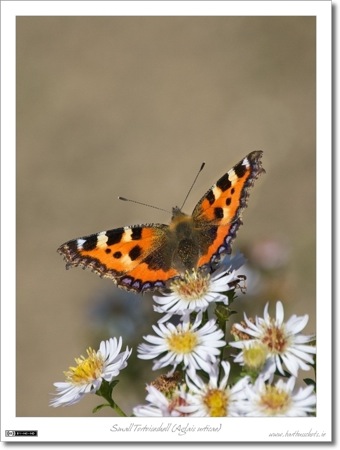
[180,162,205,210]
[118,196,171,214]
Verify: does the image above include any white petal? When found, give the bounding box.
[275,301,284,326]
[285,314,309,334]
[263,302,270,322]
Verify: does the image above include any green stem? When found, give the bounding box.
[202,308,209,324]
[112,401,127,417]
[93,379,127,416]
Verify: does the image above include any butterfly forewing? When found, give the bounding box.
[193,151,264,225]
[58,224,177,291]
[193,151,264,267]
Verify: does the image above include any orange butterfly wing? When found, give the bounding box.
[193,151,264,267]
[58,225,178,292]
[58,151,264,293]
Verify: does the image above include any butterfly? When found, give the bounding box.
[58,151,264,293]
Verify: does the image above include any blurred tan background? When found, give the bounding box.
[16,16,316,417]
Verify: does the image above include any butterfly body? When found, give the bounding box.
[58,151,264,293]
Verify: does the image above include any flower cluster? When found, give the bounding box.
[229,300,316,377]
[51,254,316,417]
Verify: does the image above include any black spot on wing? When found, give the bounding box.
[82,235,97,251]
[216,173,232,192]
[206,190,215,205]
[214,207,224,219]
[129,245,142,261]
[106,228,125,245]
[131,227,143,240]
[234,161,247,178]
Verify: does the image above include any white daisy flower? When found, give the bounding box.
[50,337,132,407]
[153,265,244,322]
[133,384,196,417]
[183,360,249,416]
[240,376,316,416]
[137,313,226,374]
[229,301,316,377]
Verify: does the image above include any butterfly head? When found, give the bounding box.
[171,206,187,221]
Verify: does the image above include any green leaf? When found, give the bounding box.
[96,379,119,402]
[92,403,111,414]
[93,379,127,416]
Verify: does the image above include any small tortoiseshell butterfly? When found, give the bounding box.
[58,151,264,293]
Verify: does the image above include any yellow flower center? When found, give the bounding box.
[203,388,228,416]
[167,330,198,354]
[261,322,288,354]
[259,385,291,415]
[64,348,104,385]
[170,269,210,301]
[243,343,268,370]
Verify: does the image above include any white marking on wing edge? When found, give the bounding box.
[77,238,86,249]
[122,228,133,242]
[97,231,108,248]
[212,185,222,199]
[242,157,250,167]
[228,168,238,183]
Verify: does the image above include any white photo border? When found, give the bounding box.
[1,0,332,444]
